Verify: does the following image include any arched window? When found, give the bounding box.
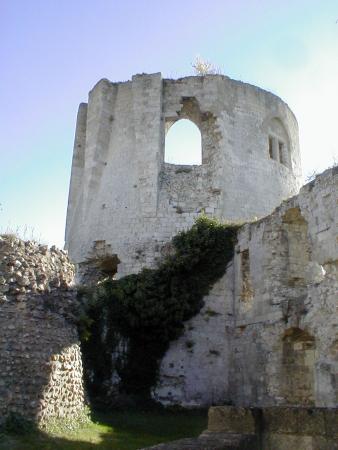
[164,119,202,165]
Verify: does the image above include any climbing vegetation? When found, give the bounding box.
[78,216,238,403]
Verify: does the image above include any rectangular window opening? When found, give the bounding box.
[269,136,274,159]
[279,141,286,166]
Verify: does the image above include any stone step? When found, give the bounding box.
[140,432,258,450]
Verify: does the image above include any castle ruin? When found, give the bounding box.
[65,73,337,410]
[1,73,336,447]
[65,73,301,277]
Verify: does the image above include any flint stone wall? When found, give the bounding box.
[0,236,86,425]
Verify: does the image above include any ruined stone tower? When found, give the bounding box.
[64,74,338,409]
[65,73,302,276]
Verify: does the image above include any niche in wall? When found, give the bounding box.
[282,207,310,287]
[281,327,316,406]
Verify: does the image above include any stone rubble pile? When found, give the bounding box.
[0,235,74,302]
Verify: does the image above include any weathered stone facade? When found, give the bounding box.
[155,167,337,407]
[65,73,301,277]
[0,236,86,425]
[65,73,337,410]
[228,167,337,408]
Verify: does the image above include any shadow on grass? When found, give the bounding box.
[0,409,207,450]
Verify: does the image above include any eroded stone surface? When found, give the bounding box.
[65,72,337,409]
[228,168,338,408]
[154,168,337,408]
[0,235,86,425]
[65,73,301,277]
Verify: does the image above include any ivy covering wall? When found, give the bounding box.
[78,217,238,404]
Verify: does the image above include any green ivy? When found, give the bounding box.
[78,216,238,403]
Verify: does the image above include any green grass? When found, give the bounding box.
[0,410,207,450]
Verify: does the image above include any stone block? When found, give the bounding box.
[263,407,326,435]
[263,434,315,450]
[208,406,256,434]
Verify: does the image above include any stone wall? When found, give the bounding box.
[152,271,233,407]
[227,168,338,406]
[64,72,336,409]
[0,235,86,425]
[229,167,338,407]
[153,167,337,408]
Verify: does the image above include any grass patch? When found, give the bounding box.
[0,409,207,450]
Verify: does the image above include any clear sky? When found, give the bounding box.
[1,0,337,247]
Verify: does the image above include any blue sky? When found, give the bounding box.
[1,0,337,247]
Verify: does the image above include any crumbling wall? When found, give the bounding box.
[0,236,86,425]
[152,168,337,408]
[64,72,336,409]
[229,167,338,407]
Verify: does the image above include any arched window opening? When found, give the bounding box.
[164,119,202,165]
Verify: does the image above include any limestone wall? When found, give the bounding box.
[65,73,301,278]
[229,167,338,407]
[152,272,233,407]
[0,236,86,425]
[153,167,337,408]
